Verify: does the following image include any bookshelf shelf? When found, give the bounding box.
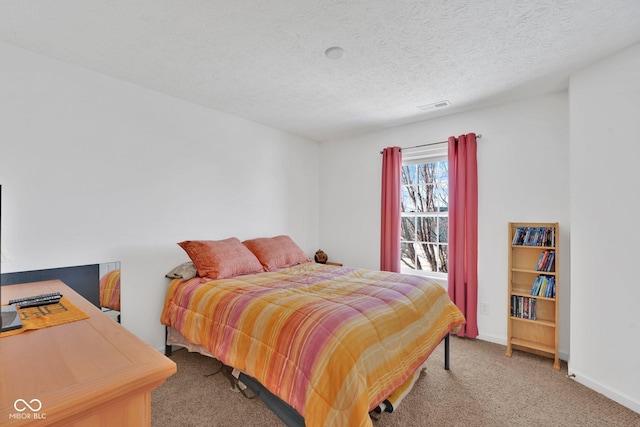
[510,338,556,355]
[510,317,556,328]
[511,245,556,250]
[510,290,555,301]
[511,267,557,275]
[506,222,560,370]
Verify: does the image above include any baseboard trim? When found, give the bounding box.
[567,367,640,414]
[476,335,569,362]
[476,333,505,346]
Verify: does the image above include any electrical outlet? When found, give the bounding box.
[480,301,489,315]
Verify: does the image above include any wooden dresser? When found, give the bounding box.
[0,280,176,426]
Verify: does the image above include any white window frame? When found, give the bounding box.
[400,144,448,281]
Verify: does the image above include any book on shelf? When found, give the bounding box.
[547,279,555,298]
[535,250,555,272]
[530,275,556,298]
[510,295,537,320]
[512,226,556,247]
[530,299,536,320]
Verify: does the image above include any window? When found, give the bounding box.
[400,154,448,277]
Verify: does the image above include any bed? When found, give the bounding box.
[160,235,465,427]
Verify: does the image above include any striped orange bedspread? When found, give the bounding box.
[161,262,465,427]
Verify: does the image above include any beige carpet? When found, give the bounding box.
[151,336,640,426]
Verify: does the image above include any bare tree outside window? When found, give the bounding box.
[401,160,448,274]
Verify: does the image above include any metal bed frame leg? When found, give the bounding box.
[165,326,172,357]
[444,333,450,370]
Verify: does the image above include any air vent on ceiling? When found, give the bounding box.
[417,100,451,111]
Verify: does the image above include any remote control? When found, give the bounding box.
[9,292,63,308]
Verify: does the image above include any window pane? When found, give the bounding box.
[415,243,449,273]
[437,244,448,273]
[433,182,448,211]
[400,242,416,270]
[401,186,416,212]
[416,217,436,243]
[414,242,438,272]
[413,185,427,212]
[433,161,448,181]
[416,243,431,272]
[401,165,417,185]
[439,217,448,243]
[420,184,435,212]
[427,217,438,242]
[401,216,415,241]
[417,164,433,185]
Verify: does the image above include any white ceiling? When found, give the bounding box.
[2,1,640,142]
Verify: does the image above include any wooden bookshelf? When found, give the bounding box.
[506,222,560,370]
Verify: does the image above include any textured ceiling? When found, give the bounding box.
[1,1,640,142]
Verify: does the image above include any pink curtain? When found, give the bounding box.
[380,146,402,272]
[448,133,478,338]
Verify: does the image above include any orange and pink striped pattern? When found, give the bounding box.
[161,262,465,427]
[99,269,120,311]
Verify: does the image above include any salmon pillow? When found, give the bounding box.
[243,235,310,271]
[178,238,264,279]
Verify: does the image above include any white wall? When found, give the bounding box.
[569,42,640,412]
[319,92,570,353]
[0,42,320,351]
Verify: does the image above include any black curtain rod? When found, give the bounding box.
[380,134,482,154]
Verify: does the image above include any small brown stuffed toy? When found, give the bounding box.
[314,249,328,264]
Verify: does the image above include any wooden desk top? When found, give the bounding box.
[0,280,176,426]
